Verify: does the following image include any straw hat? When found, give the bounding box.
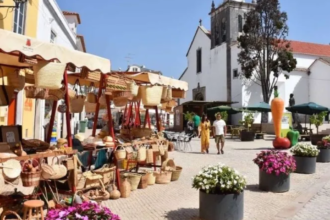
[75,133,85,142]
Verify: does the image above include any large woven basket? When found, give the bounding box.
[140,86,162,106]
[122,173,142,191]
[20,160,41,187]
[127,81,139,96]
[7,70,25,91]
[171,89,186,99]
[85,102,97,113]
[84,71,101,81]
[154,171,172,184]
[171,166,182,181]
[69,95,86,113]
[162,159,176,171]
[137,145,147,162]
[105,75,128,94]
[25,86,49,99]
[114,146,127,160]
[113,97,128,107]
[34,61,65,89]
[137,172,149,189]
[161,87,172,102]
[146,171,156,185]
[47,87,66,101]
[131,128,153,138]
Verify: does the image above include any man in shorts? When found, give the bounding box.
[213,113,227,154]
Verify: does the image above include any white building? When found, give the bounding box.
[33,0,86,140]
[179,0,330,125]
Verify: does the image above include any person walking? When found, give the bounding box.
[213,113,227,154]
[199,114,211,154]
[192,113,201,137]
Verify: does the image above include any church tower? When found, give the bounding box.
[210,0,255,48]
[209,0,255,101]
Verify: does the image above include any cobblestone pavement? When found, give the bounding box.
[1,135,330,220]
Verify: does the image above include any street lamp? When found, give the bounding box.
[0,0,28,8]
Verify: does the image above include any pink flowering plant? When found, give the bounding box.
[253,150,296,176]
[46,201,120,220]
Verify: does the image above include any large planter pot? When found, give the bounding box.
[199,190,244,220]
[259,170,290,193]
[294,156,316,174]
[310,134,326,145]
[316,149,330,163]
[240,130,255,142]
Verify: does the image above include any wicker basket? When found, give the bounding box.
[62,158,74,170]
[122,173,142,191]
[105,75,128,94]
[137,145,147,162]
[162,159,176,171]
[161,87,172,102]
[120,128,130,136]
[137,172,149,189]
[40,159,55,180]
[93,165,115,185]
[20,160,41,187]
[1,210,22,220]
[113,97,128,107]
[171,166,182,181]
[69,95,86,113]
[140,86,162,106]
[25,86,49,99]
[172,89,186,99]
[84,102,97,113]
[87,93,97,103]
[34,61,65,89]
[47,87,66,101]
[147,171,156,185]
[127,81,139,96]
[68,89,77,99]
[85,71,101,81]
[154,171,172,184]
[114,146,127,160]
[2,159,21,183]
[131,128,153,138]
[99,94,107,105]
[7,70,25,91]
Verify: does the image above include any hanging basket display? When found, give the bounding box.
[161,86,172,102]
[105,75,128,94]
[171,89,186,99]
[131,128,153,138]
[85,102,97,113]
[69,95,86,113]
[6,69,25,91]
[127,80,139,96]
[47,87,66,101]
[24,86,49,99]
[34,61,65,89]
[140,86,162,106]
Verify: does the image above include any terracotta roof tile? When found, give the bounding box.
[63,11,81,24]
[290,40,330,57]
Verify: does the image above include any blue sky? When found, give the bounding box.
[57,0,330,78]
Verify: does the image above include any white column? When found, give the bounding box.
[15,91,23,125]
[34,99,45,140]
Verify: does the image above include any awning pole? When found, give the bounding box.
[63,69,72,147]
[92,74,104,137]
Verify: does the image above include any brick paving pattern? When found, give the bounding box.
[1,136,330,220]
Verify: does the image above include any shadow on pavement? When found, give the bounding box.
[245,184,263,192]
[233,147,273,151]
[164,208,200,220]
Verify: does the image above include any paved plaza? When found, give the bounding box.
[104,137,330,220]
[1,136,330,220]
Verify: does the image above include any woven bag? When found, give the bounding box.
[7,69,25,91]
[87,83,97,103]
[127,80,139,96]
[24,86,49,99]
[69,95,86,113]
[147,171,156,185]
[93,164,115,185]
[138,172,149,189]
[146,146,154,164]
[171,89,186,99]
[120,177,131,198]
[171,166,182,181]
[86,71,101,81]
[114,146,127,160]
[161,86,172,102]
[122,173,141,191]
[131,128,153,138]
[137,145,147,162]
[47,87,66,101]
[49,156,67,180]
[105,74,128,94]
[154,171,172,184]
[84,102,97,113]
[2,159,21,183]
[20,160,41,187]
[113,97,128,107]
[34,61,65,89]
[40,159,55,180]
[140,86,162,106]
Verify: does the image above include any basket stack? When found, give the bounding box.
[161,159,183,182]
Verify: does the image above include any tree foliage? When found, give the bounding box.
[237,0,297,104]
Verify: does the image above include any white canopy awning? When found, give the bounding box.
[123,72,188,91]
[0,29,110,73]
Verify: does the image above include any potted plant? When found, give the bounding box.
[290,143,319,174]
[253,150,296,192]
[219,111,228,121]
[192,164,246,220]
[316,135,330,163]
[239,113,255,141]
[46,201,120,220]
[310,111,328,145]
